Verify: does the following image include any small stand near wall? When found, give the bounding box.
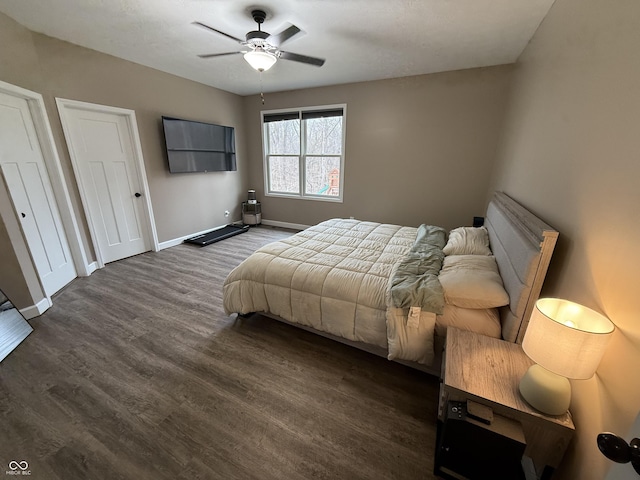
[242,202,262,225]
[242,189,262,226]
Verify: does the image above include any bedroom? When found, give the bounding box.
[0,0,638,479]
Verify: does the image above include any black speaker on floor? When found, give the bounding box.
[435,402,526,480]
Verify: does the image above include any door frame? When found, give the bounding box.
[56,98,159,268]
[0,81,91,316]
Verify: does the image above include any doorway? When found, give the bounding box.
[0,92,77,296]
[56,99,158,267]
[0,82,88,308]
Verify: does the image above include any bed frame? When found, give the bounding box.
[246,192,558,376]
[486,192,558,344]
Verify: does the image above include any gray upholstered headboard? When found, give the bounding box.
[485,192,558,344]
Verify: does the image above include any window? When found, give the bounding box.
[262,105,346,202]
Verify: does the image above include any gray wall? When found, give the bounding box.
[0,12,248,306]
[489,0,640,478]
[243,67,512,231]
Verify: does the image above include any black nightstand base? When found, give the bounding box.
[434,402,527,480]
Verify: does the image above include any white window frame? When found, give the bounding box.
[261,104,346,203]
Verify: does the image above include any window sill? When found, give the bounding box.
[265,192,343,203]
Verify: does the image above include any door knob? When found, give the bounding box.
[598,433,640,474]
[134,193,141,198]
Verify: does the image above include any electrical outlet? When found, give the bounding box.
[224,210,230,217]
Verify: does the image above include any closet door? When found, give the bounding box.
[57,99,155,266]
[0,92,77,296]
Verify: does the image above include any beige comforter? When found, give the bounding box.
[223,219,438,365]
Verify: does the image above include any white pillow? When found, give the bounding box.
[439,255,509,309]
[443,226,492,256]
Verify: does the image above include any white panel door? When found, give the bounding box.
[61,107,150,264]
[0,92,77,296]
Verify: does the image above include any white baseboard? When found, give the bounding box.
[158,221,242,251]
[86,261,98,275]
[76,262,98,277]
[261,219,309,231]
[75,260,99,277]
[158,237,188,251]
[20,296,52,319]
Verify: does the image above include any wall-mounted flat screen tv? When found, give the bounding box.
[162,116,237,173]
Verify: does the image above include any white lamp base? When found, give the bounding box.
[519,364,571,415]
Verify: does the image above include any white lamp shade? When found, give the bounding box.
[244,50,277,71]
[522,298,614,380]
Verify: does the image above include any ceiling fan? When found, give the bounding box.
[193,9,325,72]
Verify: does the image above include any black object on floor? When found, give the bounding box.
[185,224,250,246]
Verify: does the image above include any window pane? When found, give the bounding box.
[305,157,340,196]
[305,116,343,155]
[267,119,300,155]
[269,156,300,193]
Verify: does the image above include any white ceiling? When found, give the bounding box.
[0,0,556,96]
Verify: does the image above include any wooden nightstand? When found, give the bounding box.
[436,327,575,480]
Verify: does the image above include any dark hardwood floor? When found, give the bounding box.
[0,226,440,480]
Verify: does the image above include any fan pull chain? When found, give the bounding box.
[260,71,265,105]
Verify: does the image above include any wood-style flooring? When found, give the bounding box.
[0,226,439,480]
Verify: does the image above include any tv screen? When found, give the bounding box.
[162,116,236,173]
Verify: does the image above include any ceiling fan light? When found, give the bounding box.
[244,50,277,72]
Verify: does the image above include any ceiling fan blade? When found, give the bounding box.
[197,52,242,59]
[192,21,244,44]
[279,50,325,67]
[269,24,302,47]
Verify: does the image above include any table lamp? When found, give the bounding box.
[519,298,615,416]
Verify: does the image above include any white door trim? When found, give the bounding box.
[0,81,91,314]
[56,98,159,268]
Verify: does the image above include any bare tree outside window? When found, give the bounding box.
[269,156,299,193]
[267,118,300,193]
[305,116,342,196]
[263,106,345,201]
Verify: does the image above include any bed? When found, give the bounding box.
[223,192,558,375]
